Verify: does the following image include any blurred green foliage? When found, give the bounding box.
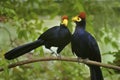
[0,0,120,80]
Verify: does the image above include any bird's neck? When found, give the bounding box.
[60,24,67,28]
[76,19,86,29]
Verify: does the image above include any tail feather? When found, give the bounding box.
[89,65,103,80]
[4,39,44,60]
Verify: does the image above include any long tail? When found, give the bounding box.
[89,65,103,80]
[4,39,44,60]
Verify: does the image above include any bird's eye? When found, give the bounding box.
[77,17,81,22]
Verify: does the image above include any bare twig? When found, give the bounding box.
[0,57,120,72]
[0,26,14,47]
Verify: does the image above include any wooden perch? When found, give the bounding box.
[0,57,120,72]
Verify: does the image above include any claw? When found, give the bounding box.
[57,54,61,59]
[77,57,82,64]
[54,52,58,57]
[84,58,89,62]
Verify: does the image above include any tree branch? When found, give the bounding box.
[0,57,120,72]
[0,26,14,47]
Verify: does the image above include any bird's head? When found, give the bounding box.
[72,12,86,22]
[72,12,86,27]
[61,15,68,26]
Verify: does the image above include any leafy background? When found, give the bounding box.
[0,0,120,80]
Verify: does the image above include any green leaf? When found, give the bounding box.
[104,36,110,44]
[112,41,118,49]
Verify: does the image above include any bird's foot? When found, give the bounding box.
[83,58,89,62]
[50,49,56,56]
[77,57,82,64]
[50,51,59,58]
[55,53,59,57]
[57,54,61,59]
[51,51,55,55]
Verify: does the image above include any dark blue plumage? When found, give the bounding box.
[5,16,71,60]
[71,12,103,80]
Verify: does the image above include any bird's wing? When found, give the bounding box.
[88,34,101,62]
[38,26,59,40]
